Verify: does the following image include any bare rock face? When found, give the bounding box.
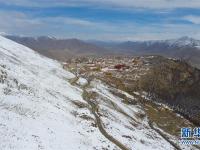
[139,56,200,125]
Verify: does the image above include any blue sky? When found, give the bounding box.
[0,0,200,41]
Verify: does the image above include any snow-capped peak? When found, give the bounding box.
[165,36,200,48]
[0,32,7,36]
[125,36,200,49]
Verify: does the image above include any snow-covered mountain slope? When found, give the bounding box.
[130,36,200,48]
[0,36,115,150]
[165,36,200,48]
[0,36,193,150]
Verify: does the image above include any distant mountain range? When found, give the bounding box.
[5,35,200,68]
[106,36,200,68]
[4,35,110,61]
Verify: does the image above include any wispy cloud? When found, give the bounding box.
[84,0,200,9]
[0,10,117,37]
[1,0,200,9]
[183,15,200,24]
[0,1,200,41]
[1,10,199,41]
[0,11,42,34]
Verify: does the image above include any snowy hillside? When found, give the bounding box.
[0,36,114,150]
[0,36,193,150]
[165,36,200,48]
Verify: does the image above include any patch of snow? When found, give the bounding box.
[76,77,88,86]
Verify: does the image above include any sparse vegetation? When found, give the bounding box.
[0,69,7,84]
[69,77,79,85]
[139,57,200,125]
[71,100,89,109]
[145,103,194,137]
[109,89,137,105]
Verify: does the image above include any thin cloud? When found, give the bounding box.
[183,15,200,25]
[1,0,200,9]
[0,8,200,41]
[1,0,200,41]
